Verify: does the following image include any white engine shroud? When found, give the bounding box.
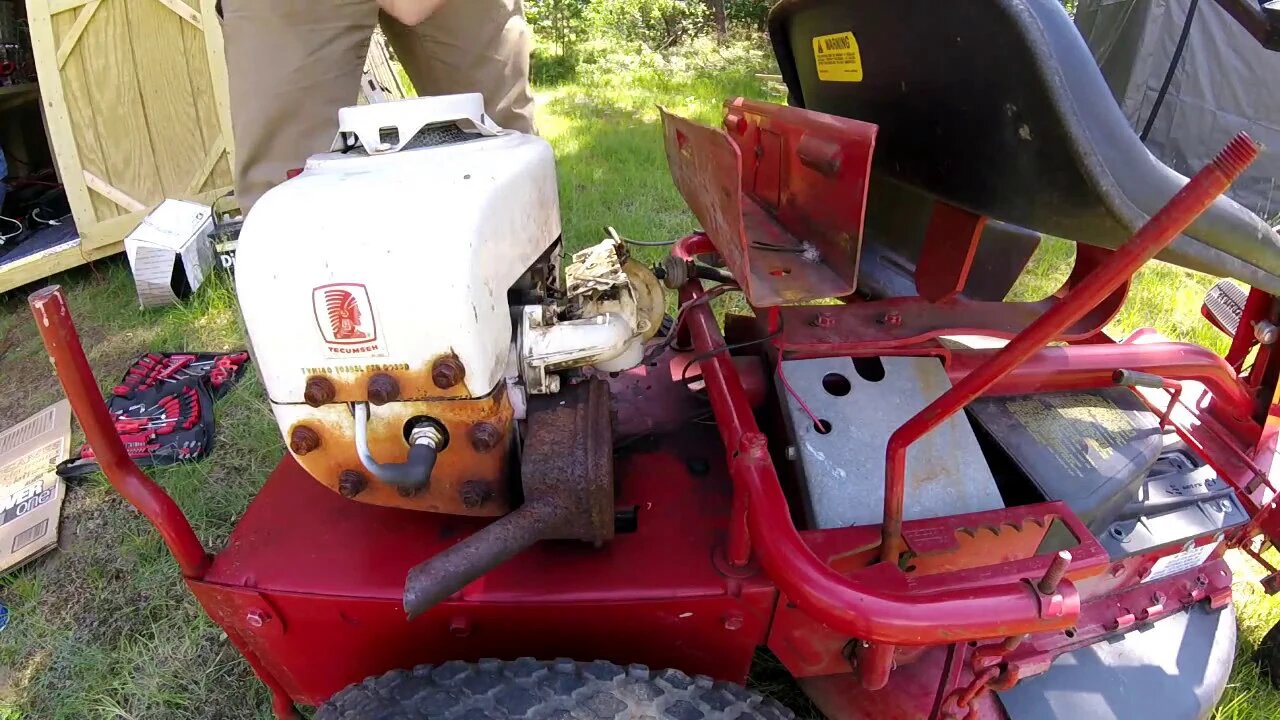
[237,94,561,405]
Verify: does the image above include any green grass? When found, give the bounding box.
[0,37,1277,718]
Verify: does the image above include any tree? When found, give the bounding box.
[707,0,727,40]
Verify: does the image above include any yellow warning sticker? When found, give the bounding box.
[812,31,863,82]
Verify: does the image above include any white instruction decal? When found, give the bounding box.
[1145,541,1219,583]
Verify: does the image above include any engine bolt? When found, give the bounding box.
[396,483,423,499]
[367,373,400,406]
[880,310,903,327]
[449,616,472,637]
[469,422,502,453]
[289,425,321,455]
[338,470,367,498]
[245,609,269,628]
[723,611,745,631]
[812,311,836,329]
[432,356,466,390]
[1037,550,1072,595]
[304,376,336,407]
[460,480,494,509]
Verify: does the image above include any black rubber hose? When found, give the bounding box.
[1141,0,1200,142]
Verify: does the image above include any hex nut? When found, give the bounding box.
[338,470,368,498]
[432,356,466,390]
[289,425,321,455]
[367,373,400,405]
[304,376,336,407]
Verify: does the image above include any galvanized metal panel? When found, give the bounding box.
[778,356,1004,529]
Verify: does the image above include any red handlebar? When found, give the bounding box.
[29,287,210,578]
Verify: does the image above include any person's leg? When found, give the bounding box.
[380,0,535,134]
[222,0,379,211]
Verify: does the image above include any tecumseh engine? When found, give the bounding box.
[236,95,663,547]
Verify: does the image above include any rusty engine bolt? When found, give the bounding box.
[432,356,466,390]
[1037,550,1073,595]
[460,480,494,509]
[304,375,336,407]
[879,310,903,327]
[338,469,368,498]
[289,425,321,455]
[396,483,423,499]
[811,311,836,329]
[469,422,502,453]
[367,372,400,406]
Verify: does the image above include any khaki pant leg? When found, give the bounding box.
[380,0,536,134]
[223,0,379,211]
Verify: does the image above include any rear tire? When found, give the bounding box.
[317,658,794,719]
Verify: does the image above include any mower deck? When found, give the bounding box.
[190,413,775,705]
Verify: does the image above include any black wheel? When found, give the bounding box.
[317,658,795,720]
[1258,620,1280,687]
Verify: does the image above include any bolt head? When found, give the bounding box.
[432,357,466,390]
[1254,320,1280,345]
[289,425,321,455]
[723,611,745,631]
[245,610,268,628]
[338,470,367,498]
[469,422,502,452]
[303,376,336,407]
[367,373,400,406]
[460,480,494,509]
[449,616,471,637]
[880,310,903,328]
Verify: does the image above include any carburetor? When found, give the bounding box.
[236,95,662,516]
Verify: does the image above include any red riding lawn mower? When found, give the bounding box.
[27,1,1280,718]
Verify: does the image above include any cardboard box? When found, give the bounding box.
[0,401,70,574]
[125,199,216,308]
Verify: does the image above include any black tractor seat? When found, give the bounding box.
[768,0,1280,294]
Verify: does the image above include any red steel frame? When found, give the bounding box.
[25,103,1276,720]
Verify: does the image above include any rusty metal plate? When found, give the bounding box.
[279,387,514,516]
[776,356,1003,529]
[661,99,877,306]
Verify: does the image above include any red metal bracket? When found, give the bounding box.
[915,202,986,303]
[662,99,876,306]
[779,244,1131,355]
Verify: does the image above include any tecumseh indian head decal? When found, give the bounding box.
[311,283,384,356]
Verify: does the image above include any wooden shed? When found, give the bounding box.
[0,1,405,295]
[0,0,233,294]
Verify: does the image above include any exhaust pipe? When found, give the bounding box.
[403,379,615,619]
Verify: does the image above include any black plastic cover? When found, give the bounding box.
[1100,443,1249,561]
[968,389,1162,533]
